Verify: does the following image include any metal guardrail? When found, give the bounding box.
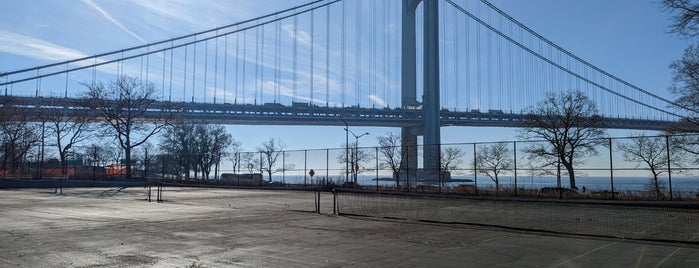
[4,96,673,130]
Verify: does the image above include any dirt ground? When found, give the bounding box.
[0,187,698,267]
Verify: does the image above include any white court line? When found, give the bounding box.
[549,242,617,268]
[653,247,682,268]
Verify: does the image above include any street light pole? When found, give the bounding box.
[348,130,369,184]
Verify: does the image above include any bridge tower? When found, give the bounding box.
[401,0,441,182]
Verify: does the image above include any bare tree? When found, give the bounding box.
[440,147,465,175]
[662,1,699,132]
[228,142,243,173]
[377,133,403,187]
[520,90,606,190]
[0,96,41,173]
[84,75,171,179]
[618,135,684,199]
[241,152,258,174]
[473,143,513,192]
[161,123,195,180]
[661,0,699,37]
[668,45,699,132]
[337,141,371,184]
[40,101,93,177]
[80,143,116,179]
[257,138,286,182]
[193,124,234,180]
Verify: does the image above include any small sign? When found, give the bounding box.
[309,169,315,177]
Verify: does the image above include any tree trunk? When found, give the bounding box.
[125,146,132,180]
[563,163,576,189]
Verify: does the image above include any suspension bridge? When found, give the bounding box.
[0,0,691,176]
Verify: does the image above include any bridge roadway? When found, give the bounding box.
[10,96,673,131]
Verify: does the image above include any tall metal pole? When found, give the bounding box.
[349,130,369,184]
[513,141,517,196]
[609,138,615,199]
[304,150,308,187]
[375,147,379,190]
[666,135,673,200]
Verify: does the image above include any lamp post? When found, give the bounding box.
[338,116,349,183]
[348,130,369,184]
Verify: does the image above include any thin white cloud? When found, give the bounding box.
[282,24,312,47]
[80,0,147,44]
[0,29,88,61]
[368,94,387,107]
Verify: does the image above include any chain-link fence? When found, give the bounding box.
[2,134,699,200]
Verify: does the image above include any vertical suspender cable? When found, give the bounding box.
[498,12,503,110]
[184,45,188,101]
[192,37,197,102]
[487,8,492,109]
[235,31,240,104]
[454,6,459,111]
[140,53,144,81]
[371,2,375,108]
[260,25,265,105]
[508,20,513,112]
[341,0,346,107]
[255,26,259,105]
[92,57,97,85]
[293,15,298,102]
[440,0,446,109]
[276,19,281,103]
[355,0,361,106]
[274,19,279,103]
[311,9,315,105]
[381,1,390,107]
[161,50,166,101]
[64,64,69,98]
[223,35,228,103]
[204,39,209,103]
[169,43,174,101]
[145,46,150,84]
[476,2,481,110]
[36,70,41,97]
[119,51,124,77]
[465,0,470,111]
[242,30,247,104]
[214,31,219,104]
[325,4,330,107]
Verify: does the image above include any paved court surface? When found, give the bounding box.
[0,187,698,267]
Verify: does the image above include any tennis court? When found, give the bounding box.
[1,187,697,267]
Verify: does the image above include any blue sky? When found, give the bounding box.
[0,0,691,152]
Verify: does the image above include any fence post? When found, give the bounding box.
[326,149,329,187]
[609,138,615,199]
[666,135,673,201]
[282,151,286,185]
[332,188,337,215]
[375,147,379,190]
[259,152,263,187]
[304,150,307,187]
[513,141,517,196]
[473,143,478,195]
[316,188,321,214]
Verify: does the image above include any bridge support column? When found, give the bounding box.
[401,0,421,184]
[422,0,441,176]
[401,0,441,182]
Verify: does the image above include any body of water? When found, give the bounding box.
[275,173,699,194]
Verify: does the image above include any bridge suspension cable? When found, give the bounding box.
[444,0,690,120]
